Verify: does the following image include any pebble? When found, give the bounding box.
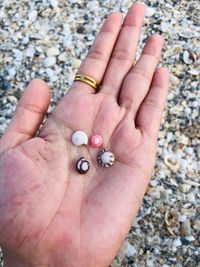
[145,7,155,17]
[46,47,60,57]
[185,236,195,242]
[178,214,187,222]
[179,30,194,39]
[188,69,200,75]
[184,147,193,155]
[58,52,67,62]
[43,56,57,67]
[13,49,23,61]
[161,22,169,32]
[164,154,180,173]
[7,96,17,104]
[0,79,11,90]
[146,259,155,267]
[22,36,29,45]
[180,220,192,236]
[172,239,182,250]
[71,58,82,68]
[193,219,200,230]
[183,51,194,64]
[49,0,59,8]
[170,74,180,86]
[150,180,158,187]
[178,134,189,145]
[28,10,38,21]
[35,46,43,53]
[46,68,58,82]
[63,38,72,48]
[125,242,137,257]
[186,192,196,204]
[25,46,35,58]
[8,68,16,77]
[180,184,191,193]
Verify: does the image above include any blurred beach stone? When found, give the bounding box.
[46,47,60,57]
[44,56,57,67]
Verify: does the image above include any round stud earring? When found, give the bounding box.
[98,149,115,167]
[71,131,88,146]
[90,134,103,148]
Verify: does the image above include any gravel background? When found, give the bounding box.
[0,0,199,266]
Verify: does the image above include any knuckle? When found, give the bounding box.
[132,67,152,83]
[143,98,161,110]
[142,53,159,62]
[18,103,44,116]
[101,83,116,93]
[87,49,107,63]
[111,48,133,63]
[100,28,115,35]
[120,95,136,110]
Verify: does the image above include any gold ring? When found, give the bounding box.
[74,74,100,92]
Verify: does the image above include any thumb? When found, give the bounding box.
[0,79,50,153]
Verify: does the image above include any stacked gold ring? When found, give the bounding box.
[74,74,100,92]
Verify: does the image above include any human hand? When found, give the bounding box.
[0,3,169,267]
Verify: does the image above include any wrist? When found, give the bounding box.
[4,257,29,267]
[3,252,49,267]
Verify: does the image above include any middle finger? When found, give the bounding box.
[100,2,145,99]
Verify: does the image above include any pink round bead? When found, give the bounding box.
[90,135,103,148]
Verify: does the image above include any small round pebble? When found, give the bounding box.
[145,7,155,17]
[46,47,60,57]
[49,0,59,8]
[44,56,57,67]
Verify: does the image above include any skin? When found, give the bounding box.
[0,3,169,267]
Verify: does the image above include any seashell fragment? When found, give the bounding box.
[90,134,103,148]
[76,157,90,174]
[183,51,194,65]
[164,154,180,173]
[188,69,200,76]
[98,149,115,167]
[71,131,88,146]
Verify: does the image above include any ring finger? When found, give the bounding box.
[69,12,123,94]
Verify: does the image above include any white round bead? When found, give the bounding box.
[101,152,112,164]
[98,149,115,167]
[82,162,89,171]
[71,131,88,146]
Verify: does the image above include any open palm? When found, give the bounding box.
[0,3,169,267]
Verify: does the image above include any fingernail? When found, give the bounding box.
[121,12,126,21]
[137,1,146,6]
[135,2,146,11]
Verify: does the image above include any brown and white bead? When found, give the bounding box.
[76,157,90,174]
[98,149,115,167]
